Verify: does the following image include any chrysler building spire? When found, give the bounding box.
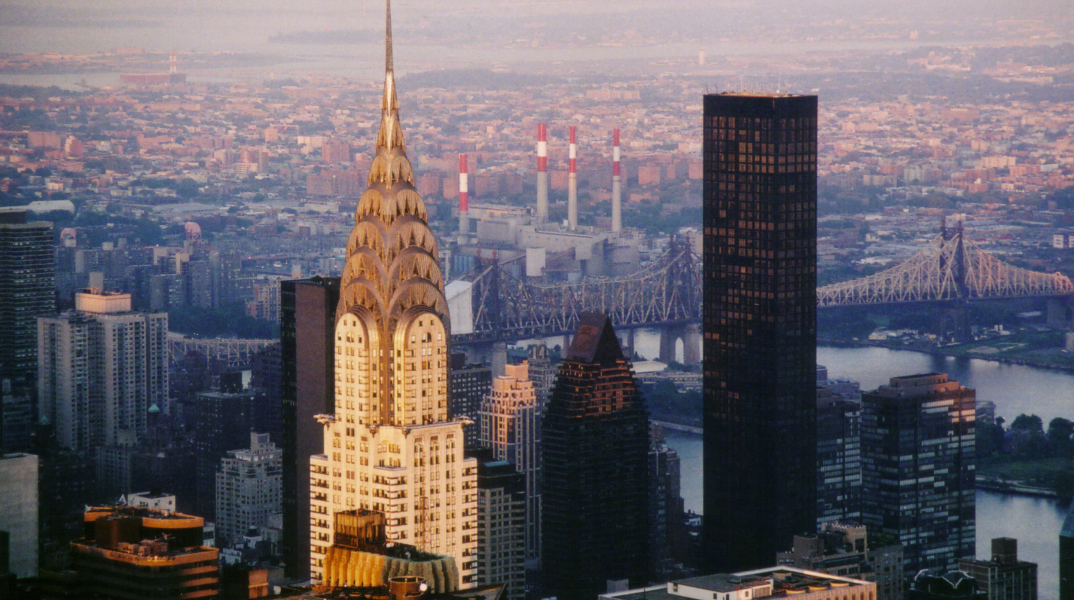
[311,0,476,586]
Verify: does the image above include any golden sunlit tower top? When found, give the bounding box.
[336,0,449,429]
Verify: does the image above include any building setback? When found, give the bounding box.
[702,93,819,572]
[542,312,649,600]
[478,361,541,563]
[69,506,219,599]
[861,373,975,576]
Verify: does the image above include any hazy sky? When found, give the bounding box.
[2,0,1071,81]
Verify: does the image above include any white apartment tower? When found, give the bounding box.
[216,432,283,547]
[37,291,168,451]
[309,0,478,584]
[478,361,542,562]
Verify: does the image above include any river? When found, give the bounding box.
[658,344,1074,600]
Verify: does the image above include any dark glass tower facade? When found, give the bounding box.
[702,93,818,572]
[279,276,340,579]
[542,312,649,600]
[0,208,54,452]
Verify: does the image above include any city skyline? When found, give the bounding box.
[2,0,1073,598]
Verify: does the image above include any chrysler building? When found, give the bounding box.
[309,0,477,584]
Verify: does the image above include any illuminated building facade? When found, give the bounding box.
[478,361,541,563]
[309,1,477,584]
[70,506,219,599]
[702,93,819,572]
[861,373,975,576]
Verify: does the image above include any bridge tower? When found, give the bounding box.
[658,322,700,365]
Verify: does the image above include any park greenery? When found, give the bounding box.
[978,412,1074,498]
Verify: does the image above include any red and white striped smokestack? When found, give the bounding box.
[458,153,469,242]
[568,126,578,231]
[536,123,549,223]
[612,128,622,233]
[170,51,177,74]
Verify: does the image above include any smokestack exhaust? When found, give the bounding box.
[568,125,577,231]
[458,153,469,243]
[612,128,622,233]
[536,123,548,223]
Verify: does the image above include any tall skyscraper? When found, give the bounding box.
[216,432,283,548]
[702,93,819,571]
[861,373,975,576]
[648,426,684,579]
[816,383,861,525]
[542,312,649,600]
[309,1,477,584]
[450,353,492,450]
[0,208,54,453]
[193,372,263,520]
[476,457,526,600]
[37,291,168,453]
[280,275,340,579]
[479,361,541,563]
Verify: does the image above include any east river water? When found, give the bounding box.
[654,344,1074,600]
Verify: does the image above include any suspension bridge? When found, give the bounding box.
[817,224,1074,307]
[449,224,1074,360]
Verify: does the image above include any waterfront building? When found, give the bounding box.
[37,291,168,453]
[959,538,1038,600]
[702,92,819,571]
[216,432,283,548]
[649,425,684,578]
[816,382,861,525]
[476,458,526,600]
[280,275,340,579]
[0,208,54,453]
[542,312,650,600]
[308,2,477,584]
[861,373,976,576]
[478,361,541,563]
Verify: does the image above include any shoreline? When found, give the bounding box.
[818,337,1074,375]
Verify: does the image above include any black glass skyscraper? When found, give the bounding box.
[279,276,339,579]
[702,93,818,572]
[542,312,649,600]
[0,208,54,453]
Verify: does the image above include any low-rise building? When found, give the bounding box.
[959,538,1038,600]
